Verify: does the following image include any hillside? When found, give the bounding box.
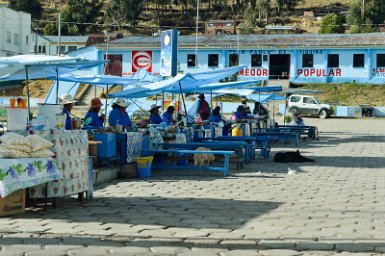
[29,0,356,36]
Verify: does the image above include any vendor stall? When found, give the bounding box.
[29,130,89,199]
[0,158,60,198]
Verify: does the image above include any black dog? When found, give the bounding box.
[274,150,315,163]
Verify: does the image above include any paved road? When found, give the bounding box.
[1,118,385,255]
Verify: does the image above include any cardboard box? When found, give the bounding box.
[0,189,26,217]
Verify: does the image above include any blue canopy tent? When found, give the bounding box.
[51,69,163,122]
[0,55,105,119]
[107,65,255,124]
[0,55,104,118]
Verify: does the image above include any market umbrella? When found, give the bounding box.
[0,55,104,120]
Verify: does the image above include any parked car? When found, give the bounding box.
[287,95,333,119]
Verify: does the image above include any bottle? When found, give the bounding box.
[116,119,122,133]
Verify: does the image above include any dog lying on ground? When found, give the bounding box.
[194,147,215,166]
[273,150,315,163]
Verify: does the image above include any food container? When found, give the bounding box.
[7,108,29,131]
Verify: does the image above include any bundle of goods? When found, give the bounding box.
[0,133,54,158]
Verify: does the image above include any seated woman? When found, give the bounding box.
[231,105,246,121]
[209,106,225,123]
[149,104,163,124]
[290,113,305,126]
[253,101,268,117]
[108,98,132,129]
[84,98,105,128]
[162,106,176,125]
[58,93,77,130]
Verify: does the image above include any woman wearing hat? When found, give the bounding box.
[108,98,132,129]
[59,93,77,130]
[84,98,105,128]
[162,106,176,125]
[149,104,163,124]
[196,94,210,121]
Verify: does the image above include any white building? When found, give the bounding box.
[33,35,89,55]
[0,6,31,57]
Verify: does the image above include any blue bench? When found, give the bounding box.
[206,136,274,159]
[163,142,247,170]
[141,149,235,176]
[275,125,319,139]
[254,131,301,145]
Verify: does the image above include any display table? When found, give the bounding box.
[0,158,61,198]
[29,130,89,198]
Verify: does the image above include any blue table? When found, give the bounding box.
[163,141,248,169]
[142,149,235,176]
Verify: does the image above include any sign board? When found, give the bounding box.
[160,29,178,77]
[132,51,152,72]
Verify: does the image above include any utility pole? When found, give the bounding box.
[57,0,61,55]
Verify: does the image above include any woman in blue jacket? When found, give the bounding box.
[108,98,132,129]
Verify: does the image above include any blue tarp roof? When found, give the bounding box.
[0,60,105,81]
[56,68,163,87]
[248,93,285,103]
[108,65,248,98]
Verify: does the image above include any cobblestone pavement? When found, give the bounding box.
[1,118,385,255]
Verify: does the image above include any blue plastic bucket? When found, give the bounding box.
[176,153,188,166]
[136,157,153,177]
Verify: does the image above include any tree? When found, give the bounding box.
[347,0,384,33]
[43,23,58,36]
[105,0,145,27]
[9,0,42,19]
[319,14,344,34]
[275,0,302,12]
[61,0,102,34]
[238,3,257,33]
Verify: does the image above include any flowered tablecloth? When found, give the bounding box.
[29,130,89,198]
[0,158,61,198]
[126,132,143,163]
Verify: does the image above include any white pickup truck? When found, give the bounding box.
[287,95,334,119]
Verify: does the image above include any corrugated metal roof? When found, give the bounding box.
[101,33,385,49]
[45,36,89,43]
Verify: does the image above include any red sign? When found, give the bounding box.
[132,51,152,72]
[298,68,341,77]
[240,68,268,77]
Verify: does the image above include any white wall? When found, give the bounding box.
[0,7,31,57]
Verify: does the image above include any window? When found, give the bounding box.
[251,54,262,67]
[57,46,66,54]
[68,46,78,52]
[290,96,301,103]
[208,54,219,67]
[353,54,364,68]
[38,45,46,53]
[229,54,239,66]
[26,36,29,45]
[376,54,385,67]
[6,31,11,43]
[13,33,19,45]
[328,54,339,68]
[303,97,316,104]
[263,55,268,62]
[302,54,314,68]
[187,54,196,67]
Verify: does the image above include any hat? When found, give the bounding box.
[58,93,77,104]
[149,104,161,112]
[198,94,205,99]
[115,98,130,108]
[90,98,103,108]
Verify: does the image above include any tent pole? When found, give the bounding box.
[283,93,287,125]
[25,65,31,122]
[178,81,189,128]
[105,85,108,126]
[56,66,59,103]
